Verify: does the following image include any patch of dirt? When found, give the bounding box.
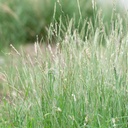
[9,43,58,62]
[20,43,57,57]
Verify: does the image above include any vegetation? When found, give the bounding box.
[0,0,93,48]
[0,0,128,127]
[1,8,128,127]
[0,0,124,48]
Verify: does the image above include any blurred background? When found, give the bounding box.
[0,0,127,49]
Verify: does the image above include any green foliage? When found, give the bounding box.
[0,0,93,49]
[0,10,128,127]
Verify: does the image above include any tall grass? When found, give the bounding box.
[0,8,128,127]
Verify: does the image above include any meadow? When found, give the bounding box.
[0,0,128,128]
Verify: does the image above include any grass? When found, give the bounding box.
[0,9,128,127]
[0,1,128,127]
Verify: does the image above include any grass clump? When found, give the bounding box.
[0,9,128,127]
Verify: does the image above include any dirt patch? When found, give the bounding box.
[9,43,58,60]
